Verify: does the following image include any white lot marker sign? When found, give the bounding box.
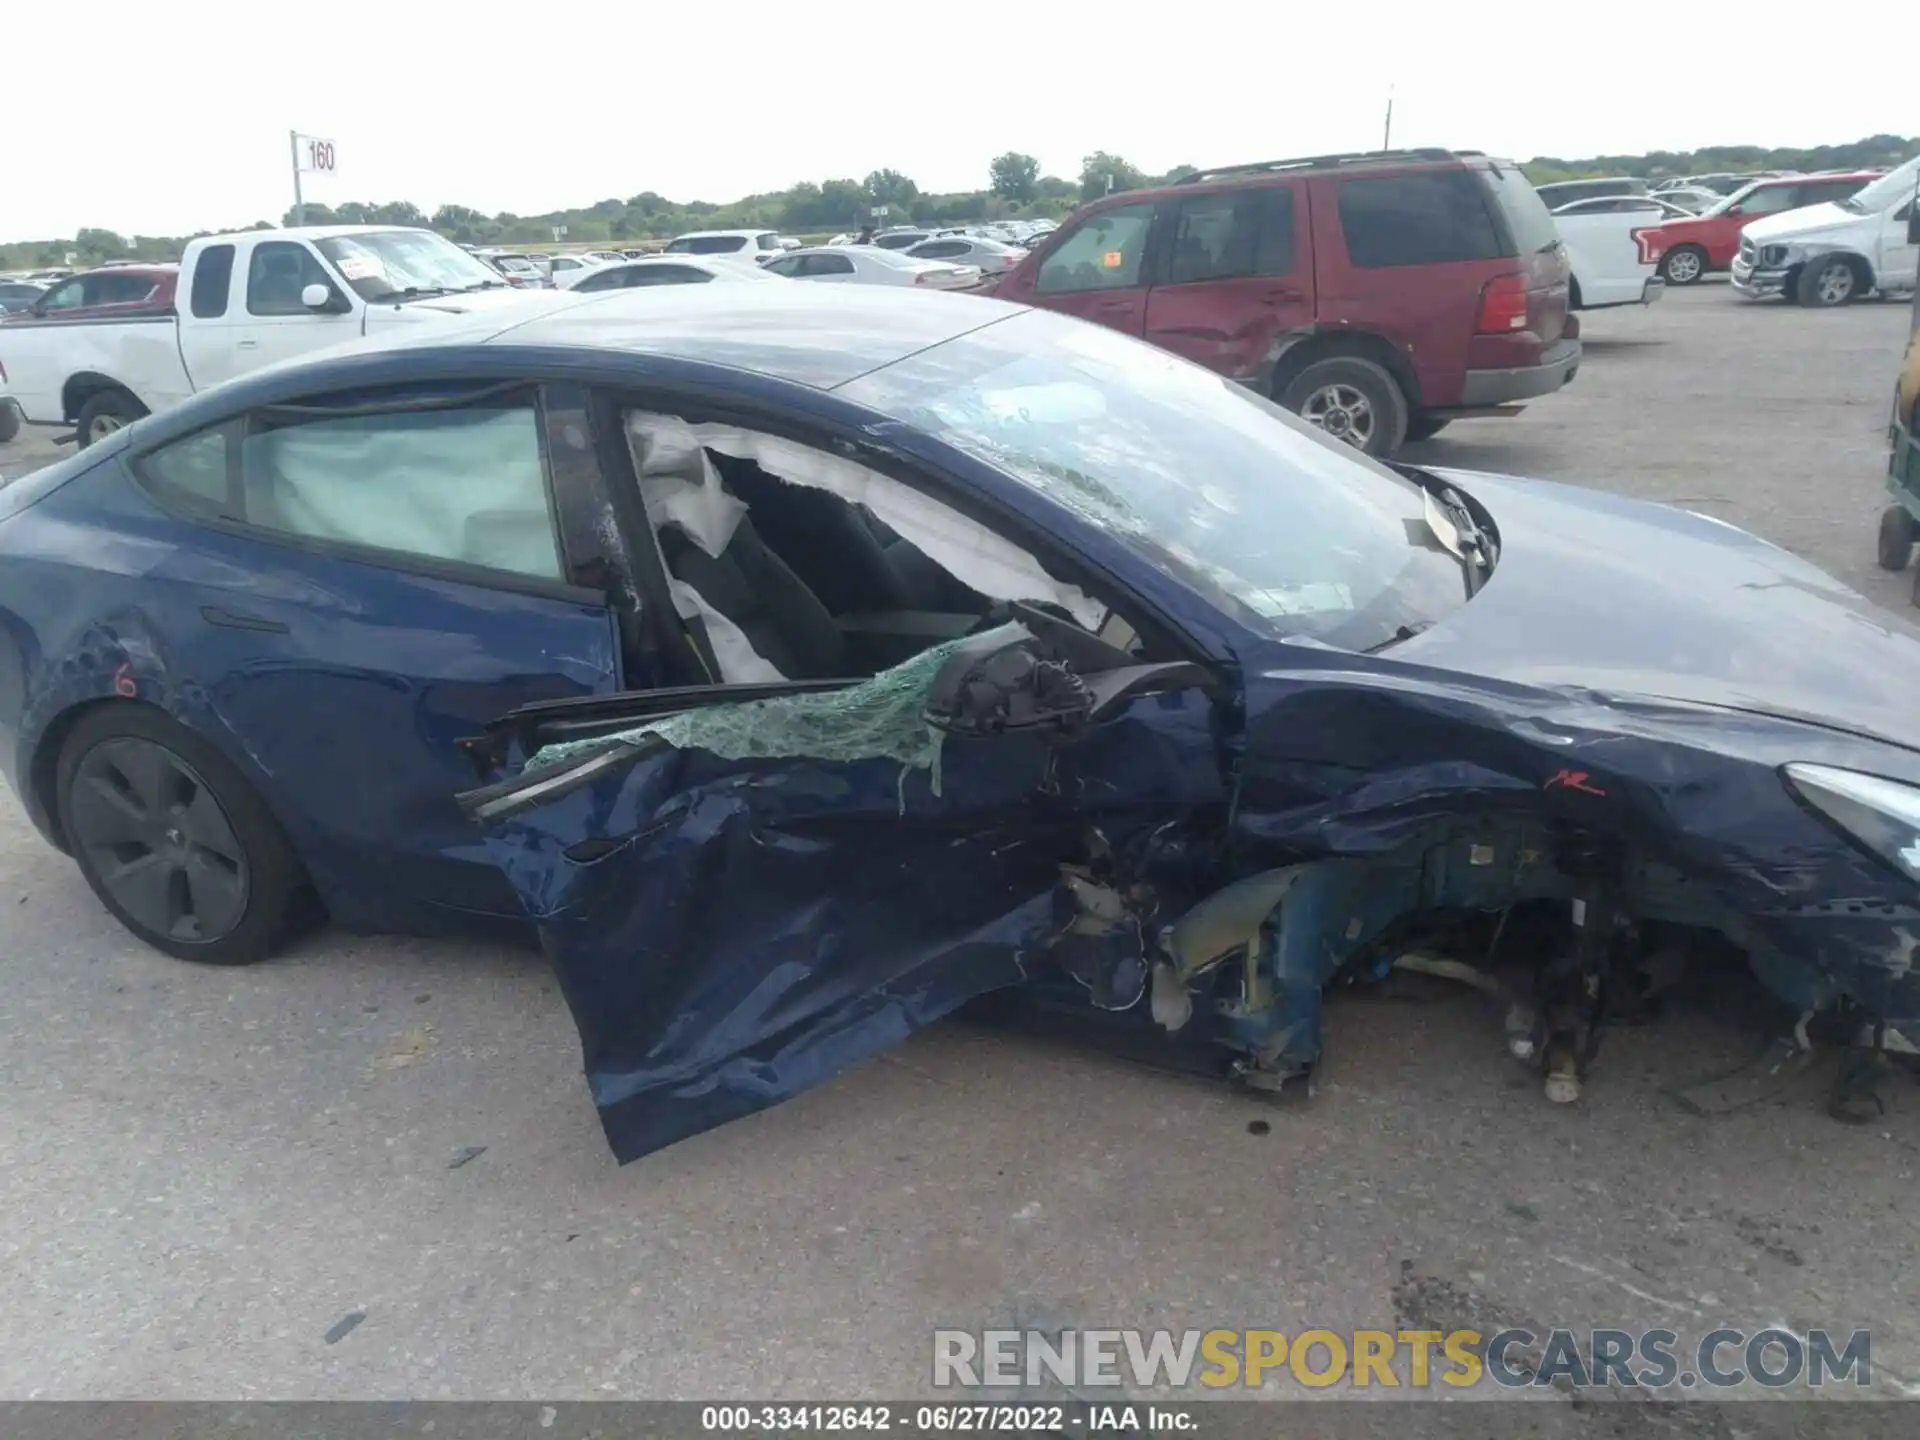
[290,132,338,225]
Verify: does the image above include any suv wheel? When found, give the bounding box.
[1280,358,1408,458]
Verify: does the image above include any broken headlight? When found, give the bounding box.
[1784,763,1920,881]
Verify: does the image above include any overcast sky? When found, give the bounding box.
[5,1,1911,240]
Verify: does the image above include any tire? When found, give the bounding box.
[74,389,147,449]
[1278,357,1408,458]
[55,705,308,965]
[0,403,19,444]
[1660,245,1708,286]
[1795,257,1862,308]
[1403,414,1452,444]
[1879,506,1917,571]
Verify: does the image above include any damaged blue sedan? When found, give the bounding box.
[4,284,1920,1161]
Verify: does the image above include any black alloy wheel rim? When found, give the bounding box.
[68,738,250,942]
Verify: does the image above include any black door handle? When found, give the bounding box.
[200,606,289,634]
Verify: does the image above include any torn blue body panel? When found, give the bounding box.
[475,605,1920,1162]
[470,456,1920,1162]
[481,671,1227,1161]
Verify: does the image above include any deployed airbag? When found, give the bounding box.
[623,413,1105,630]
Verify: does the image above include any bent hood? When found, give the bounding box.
[1394,469,1920,751]
[366,287,561,323]
[1740,202,1862,246]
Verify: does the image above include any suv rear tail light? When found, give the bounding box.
[1631,228,1661,264]
[1475,273,1529,333]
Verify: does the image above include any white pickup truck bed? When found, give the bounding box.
[1553,207,1668,311]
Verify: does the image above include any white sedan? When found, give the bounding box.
[761,245,981,289]
[567,255,786,292]
[548,254,616,289]
[904,235,1027,273]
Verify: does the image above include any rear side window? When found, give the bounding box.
[799,253,856,276]
[1478,165,1560,257]
[1166,187,1295,284]
[137,403,565,582]
[1801,179,1863,206]
[191,245,234,318]
[677,235,746,254]
[627,265,712,286]
[1738,185,1803,216]
[1035,202,1155,294]
[1337,172,1504,268]
[914,241,968,259]
[756,234,780,251]
[93,274,158,305]
[141,422,241,516]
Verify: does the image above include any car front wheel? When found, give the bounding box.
[56,705,308,964]
[1279,357,1409,458]
[1660,246,1707,285]
[1796,258,1861,307]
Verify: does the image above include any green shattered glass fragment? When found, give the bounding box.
[528,623,1030,802]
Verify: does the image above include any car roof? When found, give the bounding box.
[68,263,178,279]
[796,244,938,267]
[671,229,773,240]
[135,285,1028,443]
[200,224,430,244]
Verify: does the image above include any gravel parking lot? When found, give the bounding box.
[3,285,1919,1411]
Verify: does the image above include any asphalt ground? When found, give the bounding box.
[2,284,1917,1420]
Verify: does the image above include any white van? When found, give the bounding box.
[1733,156,1920,306]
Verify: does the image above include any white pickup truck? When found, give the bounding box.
[0,225,543,447]
[1733,155,1920,306]
[1549,197,1669,312]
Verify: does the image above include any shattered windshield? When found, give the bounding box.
[316,230,504,301]
[1839,158,1919,215]
[838,309,1471,651]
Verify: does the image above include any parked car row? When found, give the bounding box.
[6,150,1913,472]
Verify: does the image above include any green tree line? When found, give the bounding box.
[7,137,1914,271]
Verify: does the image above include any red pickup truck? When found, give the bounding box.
[1638,173,1881,285]
[0,264,178,323]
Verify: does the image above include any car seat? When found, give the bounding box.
[658,518,848,681]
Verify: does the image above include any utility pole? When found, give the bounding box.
[1382,86,1395,150]
[289,130,304,226]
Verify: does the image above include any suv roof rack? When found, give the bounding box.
[1176,148,1486,184]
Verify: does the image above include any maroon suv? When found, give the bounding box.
[0,264,178,326]
[994,149,1580,456]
